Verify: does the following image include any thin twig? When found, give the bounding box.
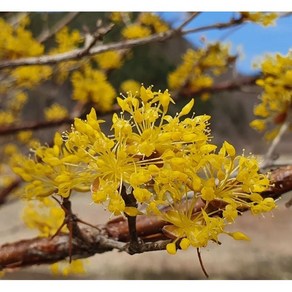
[37,12,80,43]
[77,23,115,59]
[0,178,21,205]
[181,15,244,35]
[179,74,259,97]
[197,248,209,278]
[261,118,291,169]
[7,12,29,27]
[121,186,140,254]
[0,117,74,136]
[175,12,201,32]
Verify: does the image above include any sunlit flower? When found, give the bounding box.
[250,52,292,140]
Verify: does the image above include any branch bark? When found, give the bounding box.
[0,30,174,70]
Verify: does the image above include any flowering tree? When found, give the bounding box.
[0,12,291,279]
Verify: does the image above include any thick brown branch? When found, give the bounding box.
[0,223,169,270]
[1,165,292,271]
[261,165,292,200]
[0,232,124,270]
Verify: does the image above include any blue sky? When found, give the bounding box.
[159,12,292,75]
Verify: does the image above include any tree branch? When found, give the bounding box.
[1,165,292,271]
[37,12,80,43]
[261,109,292,169]
[181,15,244,35]
[0,30,174,70]
[0,117,75,136]
[180,74,260,97]
[0,15,250,71]
[0,178,21,205]
[175,12,201,32]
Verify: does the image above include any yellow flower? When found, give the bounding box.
[11,131,96,199]
[50,26,83,83]
[139,13,169,33]
[109,12,132,23]
[9,91,28,112]
[71,65,116,111]
[94,50,123,70]
[122,24,151,39]
[51,26,82,54]
[51,259,86,276]
[168,43,232,100]
[22,198,66,237]
[17,131,33,144]
[241,12,278,27]
[0,110,15,126]
[12,85,275,255]
[44,103,69,121]
[251,52,292,140]
[11,65,52,88]
[120,80,141,94]
[0,16,44,60]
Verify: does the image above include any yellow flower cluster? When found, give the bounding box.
[71,65,116,111]
[0,16,52,92]
[8,91,28,113]
[94,50,123,70]
[139,12,169,33]
[241,12,278,27]
[109,12,132,23]
[44,103,69,121]
[51,27,82,54]
[22,198,66,237]
[12,132,96,198]
[50,26,83,83]
[122,13,169,39]
[17,131,33,144]
[122,24,151,40]
[0,110,15,126]
[168,43,232,100]
[250,52,292,140]
[12,86,275,255]
[50,259,86,276]
[120,79,141,94]
[11,65,52,88]
[0,16,44,60]
[0,160,16,189]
